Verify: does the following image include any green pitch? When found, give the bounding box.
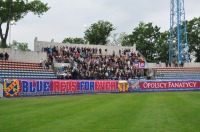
[1,92,200,132]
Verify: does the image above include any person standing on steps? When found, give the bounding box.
[5,52,9,61]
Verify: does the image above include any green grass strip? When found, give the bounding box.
[1,92,200,132]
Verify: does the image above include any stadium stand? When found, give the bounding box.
[42,45,146,80]
[0,60,57,79]
[2,38,199,81]
[154,67,200,79]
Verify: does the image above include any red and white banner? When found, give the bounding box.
[140,81,200,89]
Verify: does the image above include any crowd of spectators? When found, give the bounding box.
[43,46,146,80]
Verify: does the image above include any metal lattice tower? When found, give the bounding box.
[169,0,190,64]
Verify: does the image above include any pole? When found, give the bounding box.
[9,23,11,46]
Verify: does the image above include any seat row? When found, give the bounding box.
[0,74,57,79]
[0,60,40,66]
[0,60,57,79]
[156,72,200,79]
[0,72,55,76]
[0,70,54,73]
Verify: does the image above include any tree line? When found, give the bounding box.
[63,18,200,62]
[0,1,200,62]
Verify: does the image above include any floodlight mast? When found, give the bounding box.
[169,0,189,64]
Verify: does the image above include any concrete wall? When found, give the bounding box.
[147,62,200,68]
[34,37,136,55]
[54,63,70,68]
[0,48,47,63]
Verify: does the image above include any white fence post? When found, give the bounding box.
[0,81,3,98]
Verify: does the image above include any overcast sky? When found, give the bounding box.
[4,0,200,50]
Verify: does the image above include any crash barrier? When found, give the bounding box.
[1,78,200,97]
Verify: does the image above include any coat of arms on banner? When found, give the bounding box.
[3,79,20,97]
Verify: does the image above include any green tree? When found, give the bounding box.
[10,40,30,51]
[122,31,169,62]
[187,17,200,62]
[121,34,133,46]
[122,22,164,62]
[154,31,169,62]
[0,0,50,48]
[84,20,115,45]
[62,37,85,44]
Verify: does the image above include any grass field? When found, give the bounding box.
[1,92,200,132]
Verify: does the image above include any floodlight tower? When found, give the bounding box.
[169,0,190,64]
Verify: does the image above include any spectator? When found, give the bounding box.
[156,60,159,67]
[175,60,178,67]
[181,60,184,67]
[43,60,47,69]
[169,61,171,67]
[99,48,102,54]
[0,53,4,60]
[5,52,9,60]
[159,60,161,67]
[45,60,49,69]
[137,69,141,79]
[105,48,107,54]
[165,60,168,67]
[40,59,43,67]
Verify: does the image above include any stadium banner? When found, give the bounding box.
[139,80,200,92]
[2,79,200,97]
[2,79,123,97]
